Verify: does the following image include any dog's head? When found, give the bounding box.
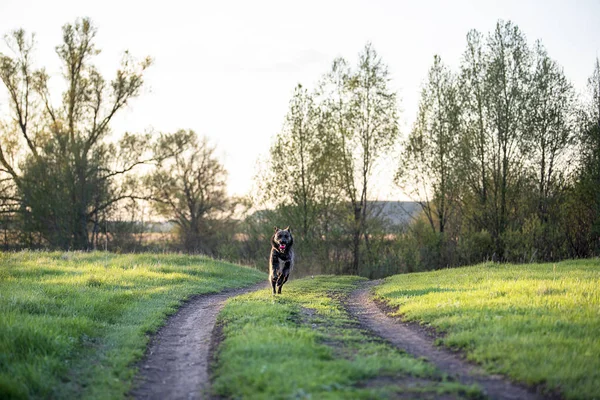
[272,226,293,252]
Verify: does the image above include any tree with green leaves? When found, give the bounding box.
[322,43,399,274]
[397,55,462,235]
[569,58,600,255]
[459,29,491,232]
[0,18,152,249]
[396,55,463,268]
[262,84,320,239]
[146,130,231,254]
[482,20,532,258]
[257,82,347,272]
[527,41,575,223]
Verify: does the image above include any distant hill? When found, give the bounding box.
[366,201,421,226]
[249,201,422,227]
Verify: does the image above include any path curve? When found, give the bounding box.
[346,281,546,400]
[131,282,267,400]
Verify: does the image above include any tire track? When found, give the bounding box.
[346,281,548,400]
[131,282,267,400]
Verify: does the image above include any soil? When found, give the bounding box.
[130,282,267,400]
[131,278,560,400]
[345,280,553,400]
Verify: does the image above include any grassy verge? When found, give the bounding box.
[0,251,265,400]
[374,259,600,400]
[212,276,482,399]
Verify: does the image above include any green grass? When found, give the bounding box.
[212,275,482,399]
[0,251,265,400]
[374,259,600,400]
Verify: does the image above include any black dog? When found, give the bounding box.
[269,226,294,294]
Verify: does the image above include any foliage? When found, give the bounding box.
[397,54,462,235]
[258,44,399,276]
[571,57,600,255]
[0,19,152,250]
[394,21,599,269]
[146,130,232,254]
[323,44,400,274]
[1,17,600,274]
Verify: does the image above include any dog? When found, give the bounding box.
[269,226,294,294]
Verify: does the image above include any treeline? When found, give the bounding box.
[243,43,402,277]
[1,18,599,278]
[397,21,600,269]
[0,19,233,255]
[247,20,600,276]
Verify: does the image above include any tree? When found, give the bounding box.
[322,43,399,273]
[259,44,399,275]
[0,18,152,249]
[396,55,463,268]
[258,82,348,273]
[459,29,491,232]
[397,55,462,235]
[262,84,320,239]
[483,20,532,258]
[570,57,600,255]
[527,41,575,223]
[146,130,231,254]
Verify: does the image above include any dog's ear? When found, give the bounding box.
[273,226,279,232]
[284,226,291,233]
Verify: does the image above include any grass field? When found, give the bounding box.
[212,276,481,399]
[0,251,265,400]
[374,259,600,400]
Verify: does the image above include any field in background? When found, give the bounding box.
[374,259,600,400]
[0,251,265,399]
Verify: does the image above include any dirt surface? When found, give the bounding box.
[131,278,557,400]
[345,280,548,400]
[130,282,267,400]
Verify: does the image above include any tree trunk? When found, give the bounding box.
[351,206,361,275]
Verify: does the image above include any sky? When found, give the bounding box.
[1,0,599,200]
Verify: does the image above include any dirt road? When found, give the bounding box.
[131,282,266,400]
[345,281,548,400]
[132,279,554,399]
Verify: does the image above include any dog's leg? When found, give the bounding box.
[270,255,279,295]
[277,262,291,294]
[275,280,283,294]
[276,273,286,294]
[277,273,290,294]
[271,276,277,294]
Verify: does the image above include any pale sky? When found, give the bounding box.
[1,0,599,200]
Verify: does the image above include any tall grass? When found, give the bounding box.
[374,259,600,400]
[0,251,265,399]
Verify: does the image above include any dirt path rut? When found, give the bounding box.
[131,282,266,400]
[346,281,546,400]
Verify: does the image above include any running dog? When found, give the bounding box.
[269,226,294,294]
